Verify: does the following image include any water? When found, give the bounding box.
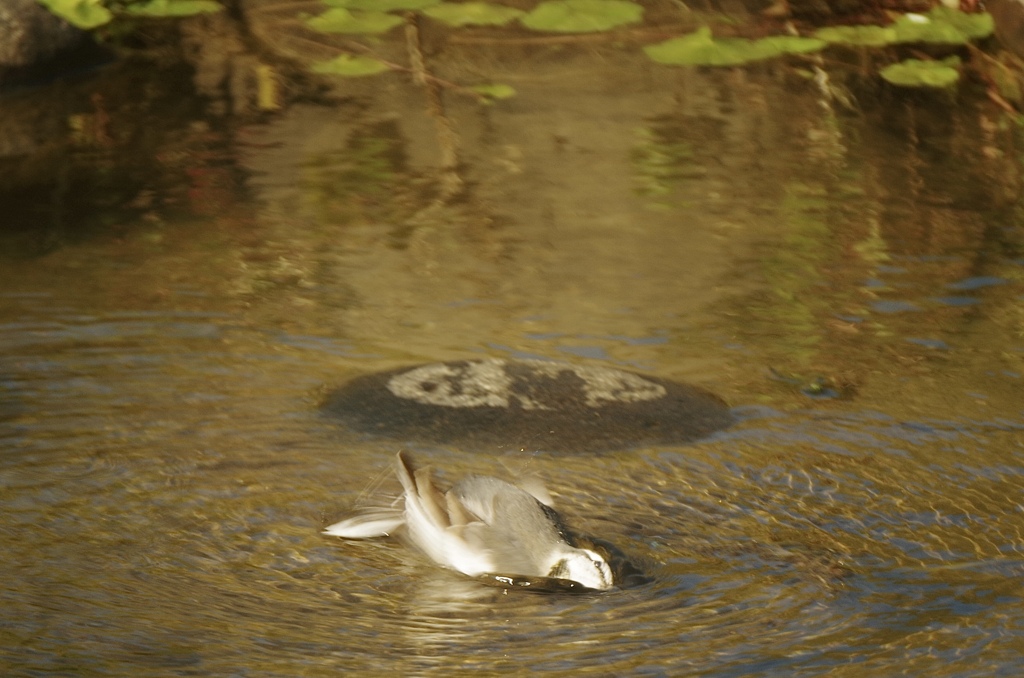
[2,18,1024,676]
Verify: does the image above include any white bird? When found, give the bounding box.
[324,451,614,591]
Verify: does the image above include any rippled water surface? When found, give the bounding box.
[2,21,1024,676]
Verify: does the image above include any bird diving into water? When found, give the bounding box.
[324,451,615,591]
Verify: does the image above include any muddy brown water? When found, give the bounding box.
[2,22,1024,676]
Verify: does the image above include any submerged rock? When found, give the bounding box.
[322,359,733,453]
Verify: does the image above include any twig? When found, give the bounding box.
[404,12,464,203]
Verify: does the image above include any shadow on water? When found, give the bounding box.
[1,3,1024,675]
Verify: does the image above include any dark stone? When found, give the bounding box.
[322,359,734,454]
[0,0,104,88]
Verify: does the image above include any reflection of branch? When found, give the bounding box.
[966,44,1021,115]
[405,13,463,203]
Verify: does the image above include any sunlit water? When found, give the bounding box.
[2,32,1024,676]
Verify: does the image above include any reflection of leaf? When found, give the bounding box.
[424,2,525,26]
[323,0,440,10]
[37,0,113,28]
[880,57,961,87]
[311,54,391,77]
[521,0,643,33]
[123,0,223,16]
[631,127,696,199]
[301,121,405,224]
[814,25,897,46]
[306,8,404,34]
[645,27,824,66]
[470,83,517,100]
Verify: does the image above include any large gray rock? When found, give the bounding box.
[323,359,734,454]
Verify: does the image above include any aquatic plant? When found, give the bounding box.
[815,7,993,46]
[880,57,962,88]
[645,27,826,66]
[300,1,995,92]
[323,0,440,9]
[122,0,222,17]
[36,0,221,28]
[36,0,112,27]
[305,8,404,34]
[36,0,1000,103]
[421,2,524,27]
[520,0,643,33]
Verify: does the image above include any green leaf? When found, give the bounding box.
[311,54,391,76]
[36,0,113,28]
[423,2,525,26]
[815,8,992,47]
[306,8,404,33]
[880,57,961,87]
[470,83,517,99]
[322,0,441,10]
[123,0,223,16]
[756,34,828,56]
[521,0,643,33]
[923,6,993,40]
[645,27,825,66]
[892,8,994,44]
[962,15,996,40]
[814,24,898,47]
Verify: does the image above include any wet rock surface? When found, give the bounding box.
[323,359,734,453]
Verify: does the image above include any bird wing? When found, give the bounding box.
[517,475,554,507]
[323,509,405,538]
[397,450,450,527]
[396,451,496,575]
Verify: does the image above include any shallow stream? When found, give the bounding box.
[2,16,1024,676]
